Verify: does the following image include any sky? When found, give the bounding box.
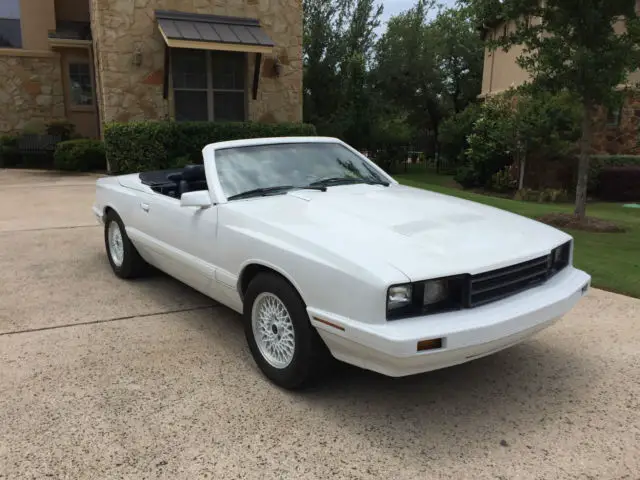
[381,0,458,23]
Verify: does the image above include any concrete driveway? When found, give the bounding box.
[1,169,638,480]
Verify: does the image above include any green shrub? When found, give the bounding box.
[22,120,47,135]
[490,165,518,192]
[459,90,581,190]
[104,121,317,174]
[454,165,480,188]
[0,135,18,148]
[373,146,407,173]
[0,135,20,167]
[21,153,55,169]
[598,166,640,202]
[369,118,413,173]
[589,155,640,194]
[54,139,106,172]
[46,120,76,141]
[464,96,514,188]
[513,187,570,203]
[439,102,482,167]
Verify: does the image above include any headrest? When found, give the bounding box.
[181,164,206,182]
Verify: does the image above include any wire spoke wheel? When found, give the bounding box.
[108,221,124,267]
[251,292,296,369]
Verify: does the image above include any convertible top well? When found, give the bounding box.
[139,165,207,198]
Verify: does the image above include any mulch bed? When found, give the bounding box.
[537,213,626,233]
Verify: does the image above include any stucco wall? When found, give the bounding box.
[19,0,56,51]
[481,19,531,96]
[481,16,640,97]
[91,0,303,126]
[55,0,91,22]
[0,53,65,134]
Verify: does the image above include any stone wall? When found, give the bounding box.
[0,54,65,134]
[91,0,303,126]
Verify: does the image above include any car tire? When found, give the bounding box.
[244,272,330,390]
[104,210,148,279]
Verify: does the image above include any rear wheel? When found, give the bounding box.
[104,210,148,279]
[244,273,329,389]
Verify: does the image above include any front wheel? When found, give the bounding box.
[104,210,148,279]
[244,273,329,389]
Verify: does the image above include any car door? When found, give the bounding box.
[134,189,218,296]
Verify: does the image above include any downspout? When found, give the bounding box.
[489,33,496,94]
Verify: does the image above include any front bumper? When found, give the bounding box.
[92,205,104,224]
[309,266,591,377]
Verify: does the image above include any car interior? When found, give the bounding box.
[139,164,208,198]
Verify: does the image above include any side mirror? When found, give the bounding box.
[180,190,212,209]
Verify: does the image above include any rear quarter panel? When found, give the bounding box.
[94,176,143,231]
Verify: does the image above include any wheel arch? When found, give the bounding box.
[237,262,307,306]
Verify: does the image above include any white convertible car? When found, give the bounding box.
[93,136,591,389]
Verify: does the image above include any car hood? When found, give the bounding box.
[225,184,572,282]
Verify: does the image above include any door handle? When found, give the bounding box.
[140,202,150,212]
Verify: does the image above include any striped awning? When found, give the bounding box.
[155,10,274,54]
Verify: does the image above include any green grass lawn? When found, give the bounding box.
[395,170,640,299]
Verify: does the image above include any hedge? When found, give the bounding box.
[589,155,640,193]
[46,120,76,141]
[598,166,640,202]
[53,139,106,172]
[104,121,317,174]
[0,135,20,168]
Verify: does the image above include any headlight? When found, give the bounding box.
[551,240,572,272]
[387,276,465,320]
[423,279,448,305]
[387,284,413,310]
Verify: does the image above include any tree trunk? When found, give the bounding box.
[574,101,593,220]
[518,155,526,190]
[433,123,440,173]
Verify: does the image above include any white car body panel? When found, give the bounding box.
[93,136,591,377]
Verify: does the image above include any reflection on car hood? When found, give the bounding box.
[224,184,572,281]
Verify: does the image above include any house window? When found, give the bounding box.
[68,62,94,106]
[0,0,21,48]
[607,104,622,127]
[172,49,246,122]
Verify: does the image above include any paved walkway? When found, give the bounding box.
[0,169,638,479]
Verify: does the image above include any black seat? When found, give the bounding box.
[179,179,190,196]
[182,164,206,182]
[178,164,206,197]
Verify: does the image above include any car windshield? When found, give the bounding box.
[214,142,387,199]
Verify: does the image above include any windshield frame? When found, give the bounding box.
[203,138,396,204]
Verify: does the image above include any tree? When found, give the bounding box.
[374,1,446,163]
[374,1,484,167]
[511,90,582,190]
[303,0,344,128]
[477,0,640,219]
[431,6,485,113]
[303,0,383,148]
[459,90,582,189]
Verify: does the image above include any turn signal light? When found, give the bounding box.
[417,338,443,352]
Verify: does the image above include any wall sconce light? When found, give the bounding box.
[273,55,282,77]
[132,46,143,67]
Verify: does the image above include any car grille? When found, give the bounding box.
[386,241,572,320]
[469,255,552,307]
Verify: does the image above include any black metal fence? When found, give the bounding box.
[1,134,61,169]
[362,147,459,175]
